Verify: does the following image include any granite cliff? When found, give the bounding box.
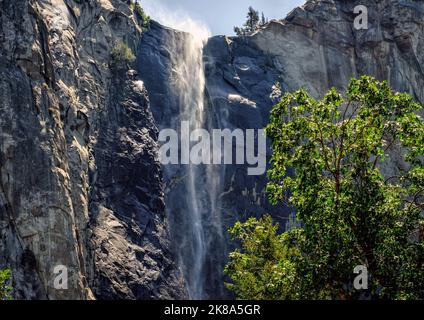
[0,0,186,299]
[1,0,423,299]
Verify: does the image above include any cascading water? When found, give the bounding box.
[165,25,221,299]
[136,5,226,298]
[176,33,207,299]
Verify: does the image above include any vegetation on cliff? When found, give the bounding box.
[129,0,150,30]
[0,269,12,300]
[111,41,136,67]
[234,6,268,36]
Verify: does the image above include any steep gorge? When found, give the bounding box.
[1,0,423,299]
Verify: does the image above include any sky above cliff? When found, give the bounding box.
[139,0,306,36]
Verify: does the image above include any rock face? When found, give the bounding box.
[1,0,423,300]
[203,0,424,241]
[0,0,186,299]
[205,2,424,207]
[139,0,424,298]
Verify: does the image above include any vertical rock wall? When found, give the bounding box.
[0,0,186,299]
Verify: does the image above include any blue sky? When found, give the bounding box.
[139,0,306,36]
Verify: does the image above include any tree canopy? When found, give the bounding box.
[225,76,424,299]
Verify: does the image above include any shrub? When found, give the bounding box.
[0,269,12,300]
[111,41,136,67]
[130,1,150,30]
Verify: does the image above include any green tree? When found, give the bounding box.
[260,12,267,26]
[225,215,301,299]
[226,76,424,299]
[234,6,260,36]
[0,269,12,300]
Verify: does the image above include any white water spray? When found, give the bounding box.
[173,32,208,299]
[140,1,225,299]
[150,7,212,299]
[173,34,210,299]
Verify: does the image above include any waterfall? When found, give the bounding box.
[165,27,219,299]
[137,5,226,298]
[177,33,207,299]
